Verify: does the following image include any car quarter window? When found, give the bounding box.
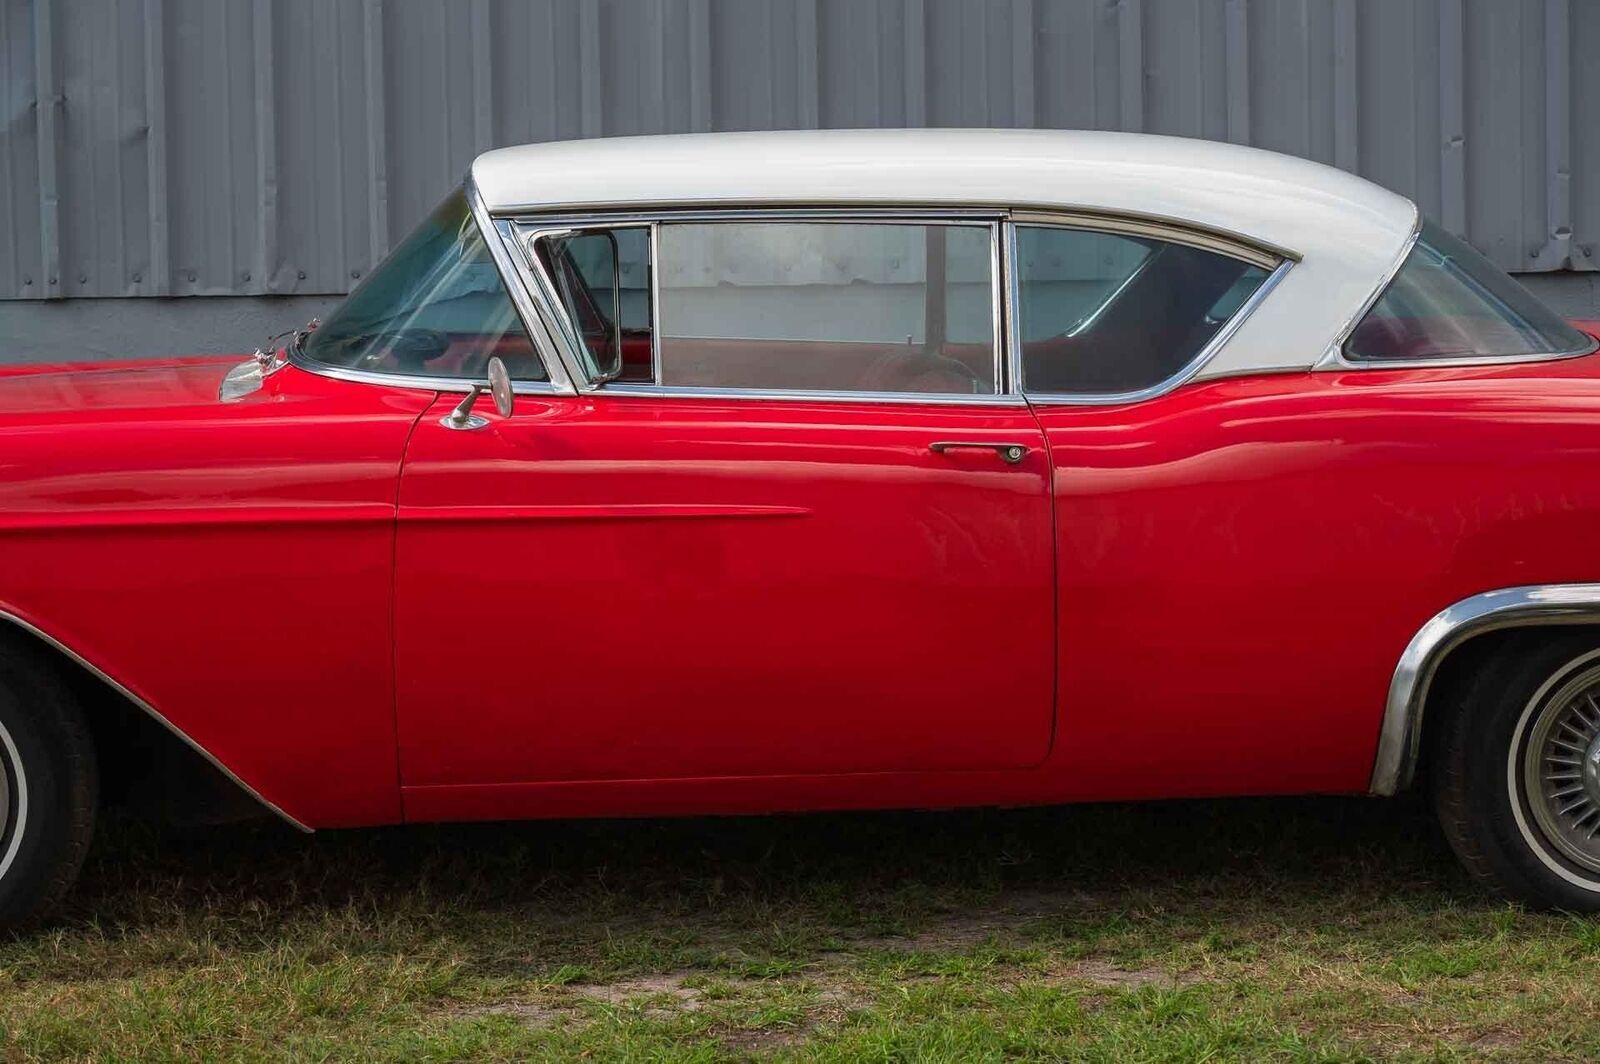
[1344,220,1595,362]
[1015,225,1270,395]
[653,222,998,395]
[299,190,547,381]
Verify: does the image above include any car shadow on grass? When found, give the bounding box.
[62,790,1477,945]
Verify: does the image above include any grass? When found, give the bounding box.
[3,792,1599,1061]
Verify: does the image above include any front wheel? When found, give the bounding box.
[0,648,97,931]
[1433,634,1600,910]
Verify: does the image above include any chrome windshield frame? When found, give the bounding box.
[287,175,578,397]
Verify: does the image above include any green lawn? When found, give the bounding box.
[3,793,1598,1062]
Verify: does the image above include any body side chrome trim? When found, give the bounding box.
[1370,584,1600,797]
[0,610,313,833]
[1021,255,1295,407]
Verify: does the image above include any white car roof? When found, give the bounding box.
[470,129,1420,380]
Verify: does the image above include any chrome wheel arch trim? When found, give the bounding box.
[1371,584,1600,796]
[0,713,27,884]
[0,611,312,834]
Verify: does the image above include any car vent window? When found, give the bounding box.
[534,226,655,384]
[299,190,547,381]
[1015,225,1270,396]
[654,221,998,395]
[1344,221,1594,363]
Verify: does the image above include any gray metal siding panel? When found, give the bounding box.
[1578,0,1600,270]
[2,0,1597,303]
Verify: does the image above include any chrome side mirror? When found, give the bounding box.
[441,356,515,430]
[487,356,514,417]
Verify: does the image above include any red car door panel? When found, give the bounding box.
[393,393,1054,788]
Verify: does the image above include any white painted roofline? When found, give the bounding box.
[471,129,1419,381]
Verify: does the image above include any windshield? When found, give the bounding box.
[1345,221,1594,362]
[299,190,547,380]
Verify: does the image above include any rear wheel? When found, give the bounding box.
[0,648,97,931]
[1433,634,1600,910]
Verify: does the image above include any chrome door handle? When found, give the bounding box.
[929,441,1029,464]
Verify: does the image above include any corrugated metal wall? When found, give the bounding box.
[3,0,1597,305]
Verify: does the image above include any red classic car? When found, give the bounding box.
[3,129,1600,927]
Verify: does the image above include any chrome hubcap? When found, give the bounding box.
[1524,665,1600,874]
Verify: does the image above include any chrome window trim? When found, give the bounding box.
[288,361,563,397]
[1001,219,1021,395]
[1318,337,1600,373]
[649,221,664,385]
[597,383,1028,407]
[288,176,578,397]
[1008,209,1289,270]
[986,221,1005,395]
[484,203,1009,224]
[1016,242,1294,408]
[1370,584,1600,797]
[503,208,1009,400]
[0,610,313,833]
[1328,210,1423,362]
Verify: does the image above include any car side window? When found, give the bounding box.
[299,191,547,381]
[1344,220,1594,362]
[1015,225,1269,395]
[652,222,997,395]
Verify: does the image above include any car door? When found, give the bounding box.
[1008,220,1352,798]
[392,214,1055,790]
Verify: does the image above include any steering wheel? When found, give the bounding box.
[862,348,985,394]
[350,329,451,371]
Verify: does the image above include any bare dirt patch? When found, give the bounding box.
[1056,958,1201,990]
[440,999,569,1028]
[442,972,706,1028]
[571,971,705,1011]
[1466,1028,1524,1051]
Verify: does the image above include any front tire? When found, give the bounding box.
[1433,634,1600,910]
[0,648,97,931]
